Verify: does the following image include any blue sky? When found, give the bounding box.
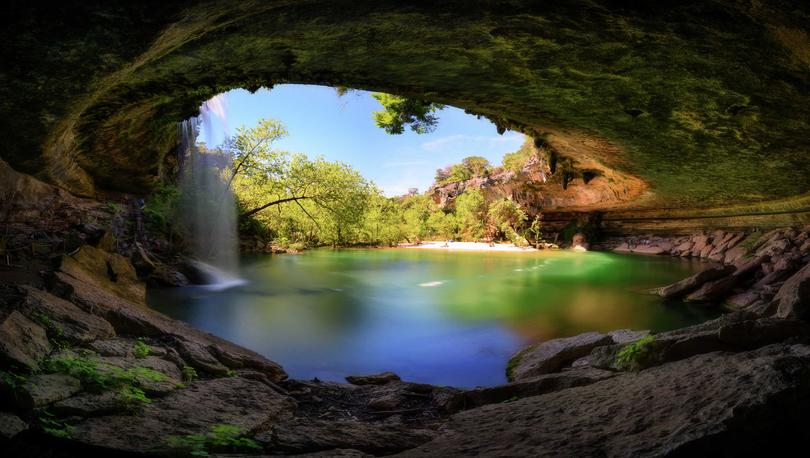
[199,84,524,196]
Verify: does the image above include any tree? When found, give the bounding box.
[454,189,487,240]
[461,156,491,176]
[371,93,445,134]
[487,198,528,244]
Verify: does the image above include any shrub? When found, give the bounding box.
[143,183,181,235]
[614,335,655,371]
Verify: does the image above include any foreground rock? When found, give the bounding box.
[73,377,295,452]
[507,332,616,381]
[399,345,810,457]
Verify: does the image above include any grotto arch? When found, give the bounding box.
[2,0,810,221]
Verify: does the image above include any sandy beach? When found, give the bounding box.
[402,241,537,252]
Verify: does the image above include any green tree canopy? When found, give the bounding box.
[371,93,445,134]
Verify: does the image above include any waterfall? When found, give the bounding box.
[177,95,245,291]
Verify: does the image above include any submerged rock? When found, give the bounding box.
[657,265,736,299]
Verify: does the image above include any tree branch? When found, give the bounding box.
[239,196,311,220]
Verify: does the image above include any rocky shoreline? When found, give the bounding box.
[3,165,810,456]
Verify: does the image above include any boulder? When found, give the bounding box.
[367,394,402,410]
[346,372,401,386]
[684,275,740,303]
[266,419,434,455]
[631,244,669,255]
[56,245,145,306]
[16,373,82,408]
[0,310,51,369]
[91,355,183,396]
[775,262,810,320]
[398,345,810,457]
[19,286,115,344]
[130,242,157,276]
[657,265,735,299]
[608,329,650,344]
[52,270,171,336]
[172,337,230,376]
[690,234,710,257]
[508,332,613,381]
[0,411,27,440]
[725,291,761,310]
[72,376,296,453]
[148,266,190,287]
[717,318,810,348]
[459,368,616,410]
[572,233,589,251]
[52,391,125,417]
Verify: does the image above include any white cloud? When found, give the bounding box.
[382,160,430,168]
[421,133,524,152]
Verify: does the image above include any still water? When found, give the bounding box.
[148,249,718,388]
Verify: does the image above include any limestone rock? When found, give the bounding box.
[459,368,616,410]
[91,355,183,396]
[16,373,82,408]
[52,391,125,417]
[657,265,735,299]
[72,376,296,453]
[398,345,810,457]
[266,419,434,456]
[173,337,230,376]
[775,262,810,320]
[572,233,589,251]
[346,372,401,386]
[0,411,27,440]
[19,286,115,344]
[608,329,650,344]
[0,310,51,369]
[684,274,740,303]
[367,394,402,410]
[508,332,613,381]
[56,245,145,306]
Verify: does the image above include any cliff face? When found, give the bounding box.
[1,1,809,219]
[430,139,647,214]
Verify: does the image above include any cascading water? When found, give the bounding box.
[177,95,245,291]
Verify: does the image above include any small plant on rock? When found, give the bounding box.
[133,339,151,358]
[181,365,198,383]
[167,423,261,456]
[615,335,655,371]
[37,410,73,439]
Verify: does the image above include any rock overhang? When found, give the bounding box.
[1,0,809,213]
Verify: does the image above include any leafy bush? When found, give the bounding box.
[143,183,181,235]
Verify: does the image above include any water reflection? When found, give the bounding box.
[148,249,718,388]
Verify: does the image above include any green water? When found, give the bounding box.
[148,249,718,388]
